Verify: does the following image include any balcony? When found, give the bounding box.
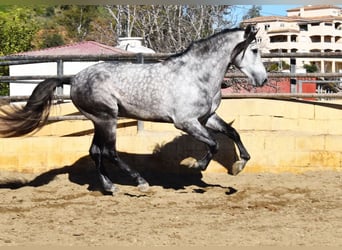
[267,40,342,53]
[308,24,336,35]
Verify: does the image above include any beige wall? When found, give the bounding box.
[0,99,341,174]
[287,7,340,17]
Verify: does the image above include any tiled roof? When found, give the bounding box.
[16,41,131,56]
[287,5,341,12]
[242,16,305,24]
[242,15,342,24]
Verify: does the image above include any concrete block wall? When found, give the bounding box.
[0,99,341,174]
[215,99,342,173]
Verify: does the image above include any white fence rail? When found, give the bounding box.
[1,52,341,122]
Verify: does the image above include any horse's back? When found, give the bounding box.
[71,62,176,122]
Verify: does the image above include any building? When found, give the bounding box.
[10,41,131,96]
[10,38,155,97]
[116,37,156,54]
[241,5,342,73]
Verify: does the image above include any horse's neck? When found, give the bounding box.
[189,32,242,84]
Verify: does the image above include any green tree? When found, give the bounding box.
[0,7,39,55]
[55,5,100,42]
[303,63,318,73]
[0,82,9,96]
[242,5,262,21]
[267,61,290,72]
[0,66,9,96]
[40,33,65,49]
[0,7,40,96]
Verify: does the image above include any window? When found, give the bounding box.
[264,24,270,31]
[310,36,321,43]
[324,36,332,43]
[299,24,308,31]
[270,35,287,43]
[269,49,287,53]
[291,35,297,42]
[256,37,262,43]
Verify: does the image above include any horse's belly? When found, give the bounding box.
[118,102,172,123]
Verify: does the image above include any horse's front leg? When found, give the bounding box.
[175,119,218,171]
[205,113,250,175]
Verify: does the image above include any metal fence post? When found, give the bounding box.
[298,80,303,93]
[56,59,64,99]
[290,57,296,93]
[136,53,144,132]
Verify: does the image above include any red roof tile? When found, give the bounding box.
[16,41,131,56]
[242,16,306,24]
[242,15,342,24]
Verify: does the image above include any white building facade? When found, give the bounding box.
[242,5,342,73]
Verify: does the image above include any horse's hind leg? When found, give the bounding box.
[205,113,250,175]
[90,132,118,193]
[90,126,122,193]
[92,120,149,193]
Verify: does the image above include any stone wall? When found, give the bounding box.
[0,98,341,174]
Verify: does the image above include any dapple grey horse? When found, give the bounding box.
[0,25,267,194]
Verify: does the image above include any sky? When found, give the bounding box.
[235,4,302,16]
[235,5,301,20]
[256,5,301,16]
[233,5,301,26]
[236,4,342,18]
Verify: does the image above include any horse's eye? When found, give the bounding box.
[252,48,258,54]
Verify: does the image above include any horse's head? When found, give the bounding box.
[230,25,267,87]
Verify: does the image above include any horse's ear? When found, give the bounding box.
[244,25,258,39]
[244,25,252,39]
[231,25,258,62]
[244,25,258,45]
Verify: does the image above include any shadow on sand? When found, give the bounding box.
[0,134,238,193]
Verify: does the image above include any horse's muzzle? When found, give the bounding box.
[262,78,268,86]
[255,76,267,87]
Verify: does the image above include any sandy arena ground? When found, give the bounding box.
[0,161,341,247]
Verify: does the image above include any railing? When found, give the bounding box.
[1,52,342,123]
[2,52,342,80]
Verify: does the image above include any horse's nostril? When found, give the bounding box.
[262,78,268,85]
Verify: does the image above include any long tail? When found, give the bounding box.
[0,77,71,137]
